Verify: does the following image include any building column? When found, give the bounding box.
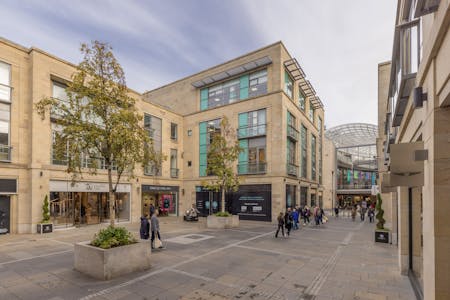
[397,186,409,275]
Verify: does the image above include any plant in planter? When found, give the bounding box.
[202,117,242,229]
[37,195,53,234]
[374,193,390,243]
[91,226,137,249]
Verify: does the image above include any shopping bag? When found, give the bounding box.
[154,237,163,248]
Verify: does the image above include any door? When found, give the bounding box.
[0,195,10,234]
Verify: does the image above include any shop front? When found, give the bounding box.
[300,186,308,207]
[0,179,16,234]
[142,185,179,217]
[49,180,131,227]
[285,184,297,209]
[195,186,223,216]
[228,184,272,222]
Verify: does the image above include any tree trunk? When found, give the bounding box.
[221,187,225,213]
[108,168,115,227]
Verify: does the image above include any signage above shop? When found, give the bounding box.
[49,181,131,193]
[142,185,179,192]
[0,179,17,194]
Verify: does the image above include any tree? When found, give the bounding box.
[203,117,243,213]
[375,193,386,229]
[36,41,159,227]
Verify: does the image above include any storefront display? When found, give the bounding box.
[228,184,272,222]
[49,181,131,227]
[195,186,223,216]
[142,185,179,216]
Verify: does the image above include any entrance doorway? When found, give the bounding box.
[0,195,10,234]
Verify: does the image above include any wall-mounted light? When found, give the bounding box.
[413,86,428,108]
[182,189,185,196]
[40,171,43,177]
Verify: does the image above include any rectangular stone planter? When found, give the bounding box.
[37,223,53,234]
[206,215,239,229]
[74,240,151,280]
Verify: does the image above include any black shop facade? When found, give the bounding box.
[195,184,272,222]
[141,185,179,217]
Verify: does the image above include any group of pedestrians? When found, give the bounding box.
[334,200,375,223]
[140,203,164,249]
[275,204,327,238]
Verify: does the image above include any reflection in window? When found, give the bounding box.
[0,61,11,103]
[208,79,240,108]
[144,114,162,176]
[249,69,267,97]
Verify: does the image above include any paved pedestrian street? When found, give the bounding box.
[0,217,415,300]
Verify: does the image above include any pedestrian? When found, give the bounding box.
[334,206,339,218]
[320,207,325,224]
[303,205,310,225]
[149,203,156,217]
[284,208,293,236]
[368,207,375,223]
[360,199,367,221]
[351,205,357,221]
[150,210,162,249]
[292,206,299,230]
[314,205,321,225]
[140,214,150,240]
[275,212,285,238]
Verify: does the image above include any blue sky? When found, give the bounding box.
[0,0,396,128]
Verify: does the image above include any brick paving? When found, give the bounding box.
[0,216,415,300]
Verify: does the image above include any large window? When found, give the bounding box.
[311,134,316,180]
[284,71,293,98]
[199,119,221,176]
[300,125,307,178]
[238,109,266,174]
[170,149,178,178]
[0,62,11,161]
[249,69,267,98]
[144,114,162,176]
[298,89,305,111]
[201,69,268,110]
[309,102,315,123]
[170,123,178,140]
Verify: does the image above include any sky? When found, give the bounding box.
[0,0,396,129]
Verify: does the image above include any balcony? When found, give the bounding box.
[287,125,299,141]
[170,168,179,178]
[286,163,298,177]
[238,162,267,175]
[237,124,266,139]
[0,145,11,162]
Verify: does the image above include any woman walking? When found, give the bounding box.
[275,212,285,238]
[151,210,163,249]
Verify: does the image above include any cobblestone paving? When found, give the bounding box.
[0,216,415,299]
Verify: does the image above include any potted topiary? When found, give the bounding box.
[374,193,390,243]
[37,195,53,234]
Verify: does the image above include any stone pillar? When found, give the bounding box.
[397,186,409,275]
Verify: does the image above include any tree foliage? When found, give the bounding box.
[35,41,161,226]
[203,117,242,213]
[42,195,50,223]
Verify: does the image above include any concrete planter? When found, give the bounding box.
[74,240,151,280]
[206,215,239,229]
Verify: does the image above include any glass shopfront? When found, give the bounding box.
[142,185,179,217]
[285,184,297,209]
[49,181,131,227]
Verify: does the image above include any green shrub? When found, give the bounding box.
[42,195,50,223]
[214,211,231,217]
[91,226,137,249]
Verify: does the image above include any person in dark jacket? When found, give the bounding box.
[275,212,285,238]
[140,215,150,240]
[150,210,162,249]
[284,208,293,236]
[149,203,156,217]
[292,206,299,230]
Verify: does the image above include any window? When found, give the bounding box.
[287,111,298,140]
[0,62,11,103]
[249,69,267,97]
[311,134,316,180]
[170,149,178,178]
[144,114,162,176]
[199,119,221,176]
[298,89,305,111]
[0,62,11,161]
[208,79,240,108]
[309,102,315,123]
[238,109,267,174]
[170,123,178,140]
[301,125,307,178]
[51,81,70,119]
[51,124,68,165]
[284,71,293,98]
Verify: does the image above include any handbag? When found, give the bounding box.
[154,237,163,248]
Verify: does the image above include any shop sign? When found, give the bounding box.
[49,181,131,193]
[0,179,17,194]
[142,185,179,193]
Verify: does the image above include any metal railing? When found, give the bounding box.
[337,184,373,190]
[0,144,11,162]
[237,124,266,139]
[287,125,299,140]
[237,162,267,175]
[170,168,179,178]
[286,163,298,176]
